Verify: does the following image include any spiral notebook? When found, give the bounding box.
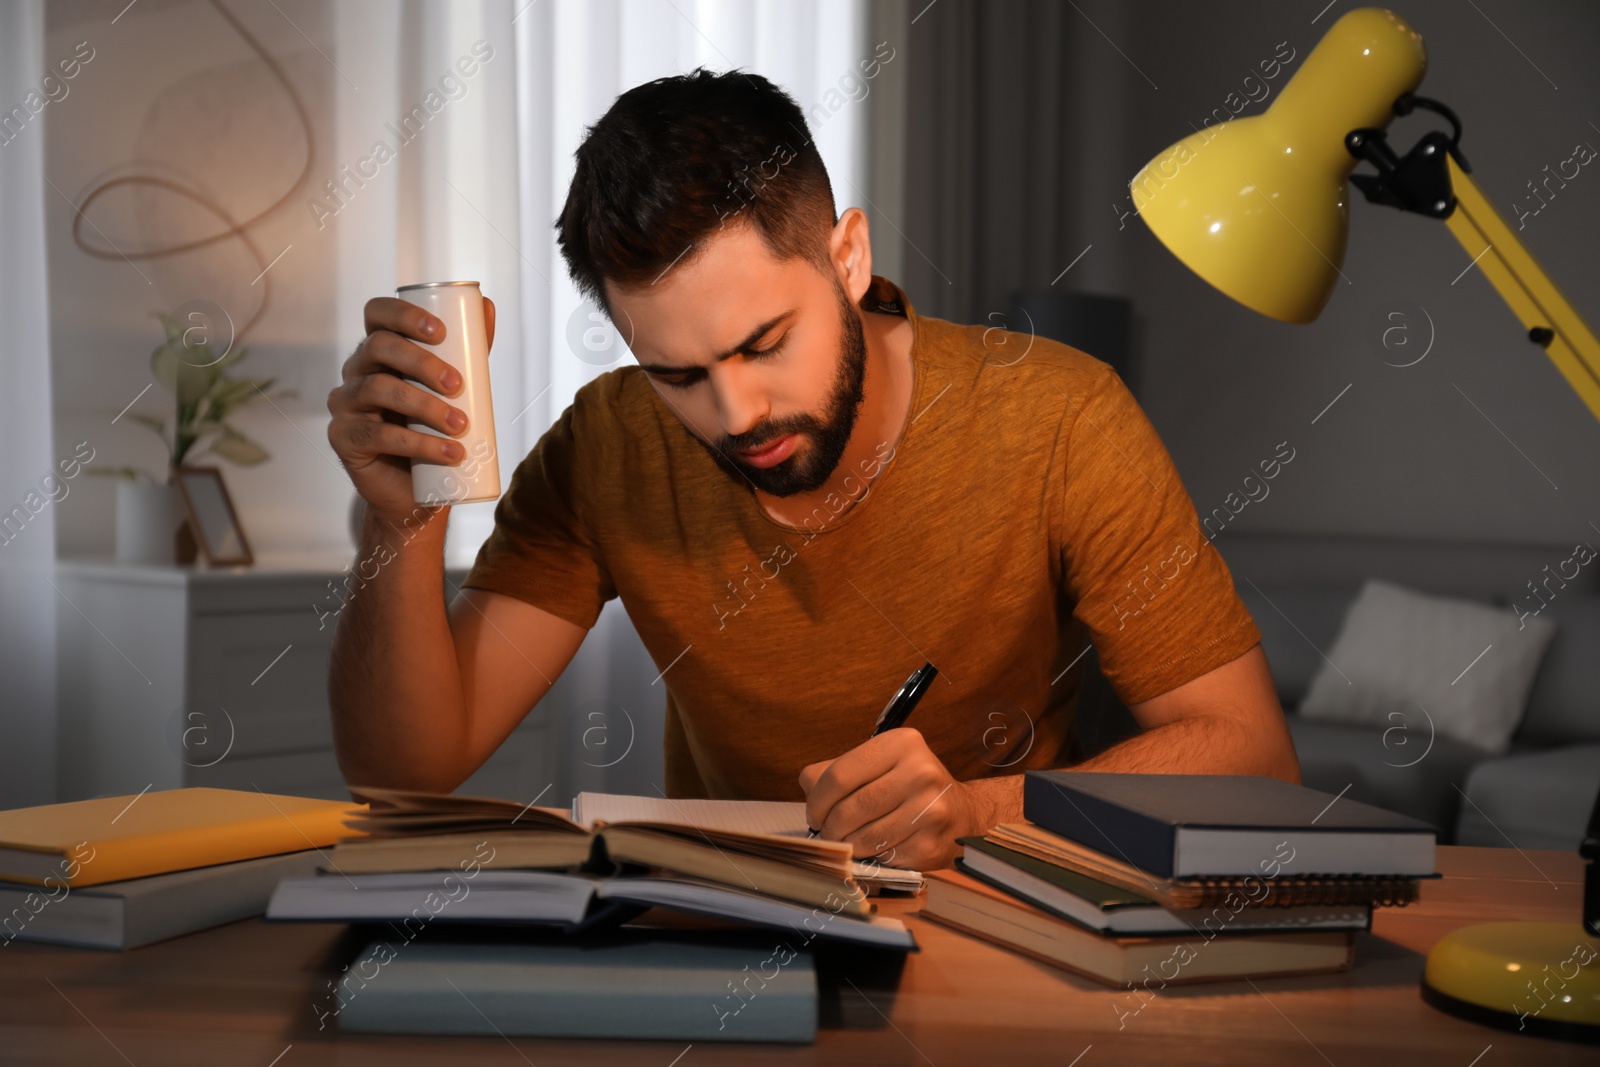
[986,822,1427,910]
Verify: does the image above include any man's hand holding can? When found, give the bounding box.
[326,287,500,527]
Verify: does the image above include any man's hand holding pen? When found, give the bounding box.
[798,727,988,873]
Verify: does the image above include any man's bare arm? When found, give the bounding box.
[327,509,588,792]
[327,508,461,791]
[958,643,1301,830]
[325,294,588,793]
[1072,643,1300,779]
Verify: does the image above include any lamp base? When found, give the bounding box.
[1421,921,1599,1044]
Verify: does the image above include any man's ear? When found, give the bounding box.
[829,207,874,305]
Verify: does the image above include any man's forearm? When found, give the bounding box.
[327,505,469,791]
[962,714,1301,833]
[1072,713,1300,781]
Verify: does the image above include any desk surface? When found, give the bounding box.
[1,846,1591,1066]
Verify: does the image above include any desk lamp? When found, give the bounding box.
[1128,5,1599,1042]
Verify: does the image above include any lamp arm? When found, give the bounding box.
[1440,153,1600,425]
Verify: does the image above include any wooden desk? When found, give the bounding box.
[1,846,1591,1065]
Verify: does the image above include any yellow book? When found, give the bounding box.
[0,788,365,887]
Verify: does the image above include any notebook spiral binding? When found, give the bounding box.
[1179,875,1421,909]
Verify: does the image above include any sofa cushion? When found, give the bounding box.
[1517,598,1600,746]
[1233,582,1359,708]
[1455,745,1600,851]
[1297,580,1558,752]
[1286,716,1492,840]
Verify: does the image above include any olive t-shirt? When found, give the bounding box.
[463,275,1261,800]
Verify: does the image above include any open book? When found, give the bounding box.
[336,787,921,916]
[574,792,923,893]
[268,868,917,951]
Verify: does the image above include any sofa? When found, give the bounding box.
[1222,531,1600,849]
[1070,530,1599,849]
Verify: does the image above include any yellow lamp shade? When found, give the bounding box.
[1130,8,1427,323]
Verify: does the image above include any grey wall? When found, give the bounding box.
[889,0,1600,549]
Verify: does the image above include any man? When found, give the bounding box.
[326,68,1299,872]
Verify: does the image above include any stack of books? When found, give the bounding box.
[268,784,921,948]
[920,770,1437,987]
[0,788,357,949]
[266,785,924,1042]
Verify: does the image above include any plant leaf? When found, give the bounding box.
[215,343,248,372]
[150,310,183,346]
[174,358,218,409]
[188,421,226,445]
[126,413,166,438]
[208,430,270,466]
[151,342,180,390]
[210,378,272,415]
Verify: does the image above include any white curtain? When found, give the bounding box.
[0,0,59,808]
[502,0,871,796]
[334,0,869,558]
[519,0,870,460]
[343,0,867,796]
[6,0,866,805]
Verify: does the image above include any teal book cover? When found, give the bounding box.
[335,930,818,1043]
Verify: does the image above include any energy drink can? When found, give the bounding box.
[395,280,500,505]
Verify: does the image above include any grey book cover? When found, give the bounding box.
[0,849,324,950]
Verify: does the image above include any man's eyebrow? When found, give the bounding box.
[634,309,796,374]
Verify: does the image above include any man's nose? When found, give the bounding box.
[711,364,769,441]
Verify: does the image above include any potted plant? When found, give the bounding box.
[97,311,295,564]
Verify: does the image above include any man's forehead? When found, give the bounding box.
[605,219,778,307]
[628,302,800,373]
[615,267,820,369]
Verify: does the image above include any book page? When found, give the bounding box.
[573,793,810,836]
[576,793,923,889]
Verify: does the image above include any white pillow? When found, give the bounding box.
[1297,579,1557,753]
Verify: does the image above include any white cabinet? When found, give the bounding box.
[53,553,554,803]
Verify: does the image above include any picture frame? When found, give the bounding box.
[173,465,253,566]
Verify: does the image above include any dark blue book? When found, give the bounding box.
[1023,771,1436,879]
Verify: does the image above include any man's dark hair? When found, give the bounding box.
[556,68,838,318]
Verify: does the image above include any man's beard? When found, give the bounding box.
[698,283,868,498]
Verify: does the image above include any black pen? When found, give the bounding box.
[806,661,939,839]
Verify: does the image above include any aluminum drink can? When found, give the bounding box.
[395,280,501,505]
